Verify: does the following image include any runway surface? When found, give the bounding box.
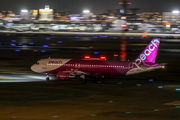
[0,75,180,120]
[0,34,180,120]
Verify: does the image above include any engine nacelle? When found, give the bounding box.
[56,72,70,81]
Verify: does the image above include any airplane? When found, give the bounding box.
[31,38,166,83]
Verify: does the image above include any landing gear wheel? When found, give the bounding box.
[46,77,50,81]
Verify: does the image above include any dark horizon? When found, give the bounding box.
[0,0,180,14]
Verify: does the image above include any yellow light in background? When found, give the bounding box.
[162,66,165,69]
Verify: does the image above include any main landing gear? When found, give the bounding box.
[80,74,88,84]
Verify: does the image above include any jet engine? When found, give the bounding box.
[56,72,70,81]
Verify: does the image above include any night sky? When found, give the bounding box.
[0,0,180,14]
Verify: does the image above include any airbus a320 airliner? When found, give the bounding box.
[31,38,166,83]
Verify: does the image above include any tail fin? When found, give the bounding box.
[135,38,160,65]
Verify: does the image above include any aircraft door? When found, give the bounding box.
[41,60,47,70]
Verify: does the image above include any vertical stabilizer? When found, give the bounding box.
[135,38,160,65]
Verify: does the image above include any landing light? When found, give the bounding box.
[121,24,126,28]
[162,66,165,68]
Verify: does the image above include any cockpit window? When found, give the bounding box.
[36,62,39,65]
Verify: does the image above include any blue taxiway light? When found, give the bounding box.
[78,34,82,36]
[129,37,134,39]
[23,45,27,46]
[99,35,108,38]
[94,52,99,54]
[41,50,46,52]
[46,38,50,40]
[10,44,16,46]
[93,36,98,38]
[15,49,20,51]
[29,43,34,45]
[57,41,62,43]
[158,86,163,89]
[11,40,16,42]
[113,37,117,39]
[43,45,48,48]
[18,43,23,45]
[149,79,153,82]
[75,36,79,38]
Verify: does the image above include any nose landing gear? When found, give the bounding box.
[46,73,50,81]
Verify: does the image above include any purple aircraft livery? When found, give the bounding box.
[31,38,166,83]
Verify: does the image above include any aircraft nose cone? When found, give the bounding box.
[31,65,36,72]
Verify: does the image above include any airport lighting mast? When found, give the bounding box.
[118,1,131,61]
[119,0,131,14]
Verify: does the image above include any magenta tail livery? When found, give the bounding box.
[136,38,160,64]
[31,38,166,83]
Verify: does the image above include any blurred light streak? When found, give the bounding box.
[158,86,163,89]
[43,45,48,48]
[94,52,99,54]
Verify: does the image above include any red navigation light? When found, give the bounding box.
[85,56,90,59]
[100,56,106,60]
[114,54,119,57]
